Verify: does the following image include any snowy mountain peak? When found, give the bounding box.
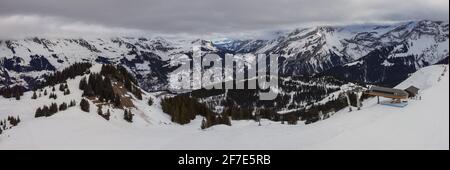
[0,20,448,91]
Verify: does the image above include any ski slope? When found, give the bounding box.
[312,65,449,149]
[0,65,448,150]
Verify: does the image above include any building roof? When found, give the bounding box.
[405,86,420,94]
[368,86,409,97]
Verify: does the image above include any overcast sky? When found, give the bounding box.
[0,0,448,39]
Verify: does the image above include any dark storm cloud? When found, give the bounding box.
[0,0,448,38]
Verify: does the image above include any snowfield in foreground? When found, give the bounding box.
[0,65,448,150]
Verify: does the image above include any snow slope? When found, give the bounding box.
[0,65,448,150]
[313,65,449,149]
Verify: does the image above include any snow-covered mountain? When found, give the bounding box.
[218,20,448,76]
[1,64,447,149]
[0,20,448,91]
[0,37,218,91]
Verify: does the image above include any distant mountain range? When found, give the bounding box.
[0,20,448,91]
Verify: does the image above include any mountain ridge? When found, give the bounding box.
[0,20,448,91]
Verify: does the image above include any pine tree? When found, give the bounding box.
[148,97,153,106]
[49,93,57,99]
[128,109,133,122]
[59,83,65,91]
[59,102,68,111]
[80,98,90,112]
[124,109,133,122]
[220,114,231,126]
[9,116,20,126]
[105,109,111,120]
[114,95,121,107]
[201,118,207,129]
[31,91,38,99]
[132,87,143,100]
[82,84,94,97]
[79,77,87,90]
[100,76,114,102]
[42,105,50,117]
[49,103,58,116]
[15,92,20,100]
[88,74,97,93]
[124,79,132,92]
[124,109,128,121]
[52,86,56,92]
[69,100,77,107]
[64,89,71,95]
[35,107,43,118]
[44,89,48,96]
[97,107,103,116]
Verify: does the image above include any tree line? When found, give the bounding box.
[1,62,88,100]
[80,73,116,103]
[0,85,25,100]
[39,62,92,88]
[35,100,77,118]
[0,115,21,135]
[169,84,367,126]
[161,95,230,128]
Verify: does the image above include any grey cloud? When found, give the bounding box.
[0,0,448,39]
